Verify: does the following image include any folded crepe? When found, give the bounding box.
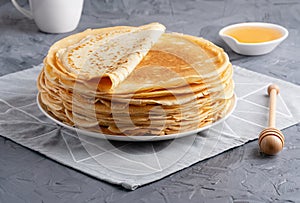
[47,22,165,91]
[37,23,235,136]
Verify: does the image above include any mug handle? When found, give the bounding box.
[11,0,33,19]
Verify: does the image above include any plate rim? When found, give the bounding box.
[37,93,236,142]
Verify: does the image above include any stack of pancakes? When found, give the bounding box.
[37,23,235,136]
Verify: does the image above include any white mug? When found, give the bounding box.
[11,0,84,33]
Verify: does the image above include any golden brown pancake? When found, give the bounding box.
[37,23,235,136]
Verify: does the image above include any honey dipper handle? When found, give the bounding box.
[268,84,280,128]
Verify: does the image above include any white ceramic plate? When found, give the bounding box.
[37,94,236,142]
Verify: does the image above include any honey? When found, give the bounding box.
[224,26,283,43]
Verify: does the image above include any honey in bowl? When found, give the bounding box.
[224,26,283,43]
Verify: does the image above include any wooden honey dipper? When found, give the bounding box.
[258,84,285,155]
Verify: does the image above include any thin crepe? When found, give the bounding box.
[37,24,235,136]
[47,23,165,91]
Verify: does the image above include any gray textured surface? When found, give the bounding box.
[0,0,300,202]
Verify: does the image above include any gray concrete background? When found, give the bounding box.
[0,0,300,202]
